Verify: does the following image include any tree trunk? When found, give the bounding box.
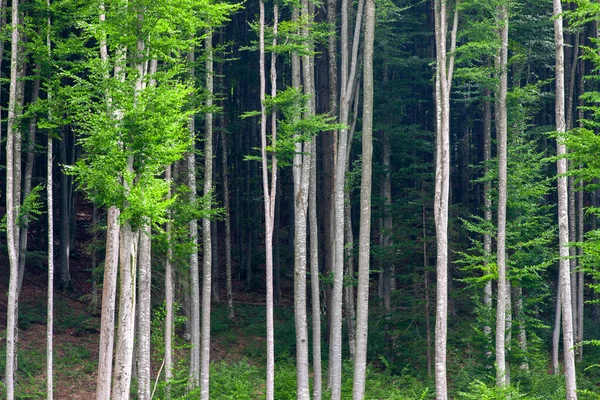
[17,69,41,296]
[553,0,578,397]
[352,0,374,395]
[46,14,54,397]
[292,0,314,395]
[59,128,72,291]
[111,220,139,398]
[577,49,585,362]
[259,1,278,397]
[515,286,528,371]
[329,0,365,395]
[137,220,152,400]
[433,0,458,397]
[200,31,214,400]
[552,285,561,374]
[382,130,393,313]
[309,136,322,400]
[5,0,21,395]
[221,110,234,319]
[495,3,509,387]
[482,90,493,357]
[188,47,201,388]
[568,174,577,338]
[344,190,356,360]
[165,164,174,396]
[577,181,584,361]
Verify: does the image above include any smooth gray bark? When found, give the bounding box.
[165,164,174,395]
[495,3,508,387]
[309,137,322,400]
[483,90,493,357]
[433,0,458,397]
[292,1,313,395]
[577,181,584,361]
[17,70,40,296]
[221,116,234,319]
[188,47,201,388]
[352,0,374,395]
[329,0,365,396]
[111,220,139,398]
[5,0,21,396]
[96,206,121,399]
[515,286,529,371]
[553,0,578,397]
[200,31,214,400]
[259,2,278,397]
[59,129,72,290]
[46,13,54,399]
[552,286,561,374]
[137,220,152,400]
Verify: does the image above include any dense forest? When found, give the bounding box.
[1,0,600,398]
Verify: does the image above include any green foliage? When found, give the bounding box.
[244,87,343,167]
[18,185,45,229]
[458,380,530,399]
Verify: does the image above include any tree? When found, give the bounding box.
[188,47,201,388]
[329,0,365,396]
[495,1,509,387]
[201,31,214,400]
[5,0,22,396]
[258,0,277,396]
[553,0,578,397]
[433,0,458,397]
[352,0,374,396]
[46,4,54,398]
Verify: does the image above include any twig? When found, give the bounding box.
[151,358,165,400]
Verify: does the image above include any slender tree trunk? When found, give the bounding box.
[17,69,41,296]
[423,206,432,378]
[137,220,152,400]
[329,0,365,395]
[96,207,121,400]
[552,285,561,374]
[5,0,21,395]
[292,0,314,394]
[553,1,578,397]
[569,174,577,337]
[221,111,234,319]
[46,12,54,398]
[274,180,281,306]
[188,47,201,388]
[165,164,174,395]
[305,8,322,394]
[577,181,584,361]
[577,51,585,362]
[259,1,278,397]
[309,137,322,400]
[352,0,374,395]
[482,89,493,359]
[433,0,458,397]
[495,3,509,387]
[344,190,356,360]
[515,286,528,371]
[200,31,214,400]
[382,130,393,313]
[59,129,72,291]
[112,221,139,398]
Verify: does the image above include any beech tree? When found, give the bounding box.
[433,0,458,397]
[553,0,577,397]
[5,0,22,396]
[495,1,509,387]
